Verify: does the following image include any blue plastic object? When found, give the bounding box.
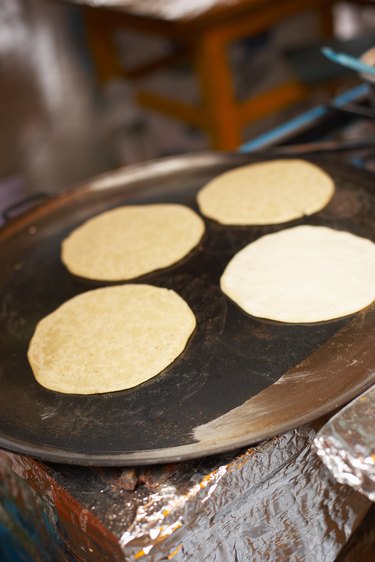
[321,47,375,77]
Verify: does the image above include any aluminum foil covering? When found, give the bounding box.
[71,0,237,21]
[314,385,375,503]
[0,426,371,560]
[114,426,370,561]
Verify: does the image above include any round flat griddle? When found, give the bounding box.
[0,152,374,466]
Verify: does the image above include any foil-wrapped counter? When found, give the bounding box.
[314,385,375,503]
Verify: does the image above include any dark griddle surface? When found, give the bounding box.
[0,152,374,465]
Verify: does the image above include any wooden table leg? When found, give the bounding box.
[83,7,124,85]
[317,0,335,39]
[194,30,241,150]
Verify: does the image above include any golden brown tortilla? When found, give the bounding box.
[197,159,335,225]
[28,284,196,394]
[62,204,205,281]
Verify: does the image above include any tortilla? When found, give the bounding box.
[28,284,196,394]
[197,159,335,225]
[61,204,205,281]
[220,226,375,323]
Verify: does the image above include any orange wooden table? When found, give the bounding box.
[82,0,335,149]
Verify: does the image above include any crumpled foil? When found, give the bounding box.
[314,385,375,503]
[0,426,371,561]
[116,426,370,561]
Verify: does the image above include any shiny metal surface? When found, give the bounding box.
[315,385,375,502]
[115,426,370,561]
[1,426,371,561]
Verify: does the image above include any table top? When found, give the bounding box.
[71,0,332,23]
[70,0,274,22]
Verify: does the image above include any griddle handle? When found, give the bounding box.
[2,192,48,223]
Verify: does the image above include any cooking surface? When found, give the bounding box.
[0,152,374,465]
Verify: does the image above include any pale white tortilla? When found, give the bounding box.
[221,226,375,323]
[197,159,335,225]
[62,204,205,281]
[28,285,196,394]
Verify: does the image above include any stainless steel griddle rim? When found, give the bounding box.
[0,150,373,242]
[0,377,373,466]
[0,151,250,242]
